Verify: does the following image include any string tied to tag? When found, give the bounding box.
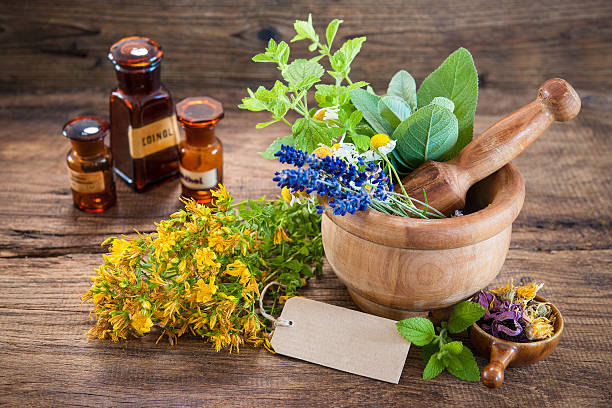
[259,281,293,327]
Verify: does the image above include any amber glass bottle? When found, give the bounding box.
[108,36,179,191]
[176,97,224,203]
[62,117,116,212]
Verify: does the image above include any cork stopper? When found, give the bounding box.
[176,97,224,128]
[108,36,163,71]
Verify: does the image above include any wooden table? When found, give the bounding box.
[0,85,610,406]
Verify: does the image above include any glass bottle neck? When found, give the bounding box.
[115,65,162,94]
[185,125,216,146]
[71,140,105,158]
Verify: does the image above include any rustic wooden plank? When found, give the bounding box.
[0,1,611,92]
[0,250,610,406]
[0,88,610,258]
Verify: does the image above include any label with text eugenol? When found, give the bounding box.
[179,166,219,190]
[128,115,179,159]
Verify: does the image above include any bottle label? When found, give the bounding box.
[67,168,105,193]
[179,166,219,190]
[128,115,179,159]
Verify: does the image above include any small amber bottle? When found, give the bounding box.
[62,117,116,212]
[108,36,180,191]
[176,97,224,203]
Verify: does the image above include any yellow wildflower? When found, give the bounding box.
[279,295,292,304]
[194,247,218,272]
[525,316,555,340]
[313,145,333,158]
[281,187,293,203]
[92,292,106,304]
[273,226,292,245]
[130,310,153,335]
[195,277,218,303]
[370,133,391,150]
[242,277,260,298]
[516,282,543,302]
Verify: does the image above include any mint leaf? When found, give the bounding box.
[441,340,463,355]
[421,341,440,364]
[387,70,417,111]
[416,47,478,159]
[443,346,480,381]
[291,14,319,45]
[378,96,411,129]
[396,317,435,346]
[282,59,324,91]
[392,104,458,171]
[423,353,444,379]
[326,19,343,48]
[352,134,370,152]
[447,301,486,334]
[259,135,294,159]
[292,117,331,152]
[255,120,280,129]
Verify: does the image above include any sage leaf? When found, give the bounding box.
[444,347,480,381]
[417,47,478,159]
[430,96,455,112]
[448,301,486,333]
[392,104,458,171]
[350,88,393,134]
[423,353,445,379]
[259,135,294,159]
[396,317,435,346]
[378,96,411,128]
[387,70,417,111]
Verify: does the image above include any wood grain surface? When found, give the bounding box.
[1,0,611,92]
[1,1,612,406]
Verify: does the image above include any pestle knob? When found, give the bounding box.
[482,342,518,388]
[401,78,581,216]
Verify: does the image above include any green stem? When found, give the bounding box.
[377,149,412,205]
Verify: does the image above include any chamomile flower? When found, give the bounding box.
[331,143,359,162]
[361,134,396,162]
[281,186,316,207]
[312,105,340,122]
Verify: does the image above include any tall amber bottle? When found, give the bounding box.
[176,97,224,203]
[62,116,116,212]
[108,36,179,191]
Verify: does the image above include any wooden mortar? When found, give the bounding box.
[321,162,525,319]
[468,295,564,388]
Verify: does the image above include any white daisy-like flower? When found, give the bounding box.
[361,134,396,162]
[313,105,340,122]
[331,142,359,162]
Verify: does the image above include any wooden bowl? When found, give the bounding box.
[321,163,525,320]
[468,295,564,388]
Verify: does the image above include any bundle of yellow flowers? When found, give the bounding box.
[81,186,323,352]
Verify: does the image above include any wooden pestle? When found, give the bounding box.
[401,78,581,216]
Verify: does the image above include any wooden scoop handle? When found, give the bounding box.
[482,342,518,388]
[451,78,580,188]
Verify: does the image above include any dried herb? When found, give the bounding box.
[396,301,486,381]
[473,279,555,342]
[81,186,323,351]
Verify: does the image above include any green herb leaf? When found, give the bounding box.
[326,19,343,48]
[378,96,411,129]
[352,134,371,152]
[292,117,331,152]
[282,59,325,91]
[387,70,417,111]
[392,104,458,171]
[350,88,393,134]
[291,14,319,45]
[259,135,294,159]
[443,346,480,381]
[447,301,486,333]
[396,317,435,346]
[255,120,280,129]
[421,341,440,364]
[430,96,455,112]
[440,340,463,355]
[423,352,445,379]
[416,47,478,159]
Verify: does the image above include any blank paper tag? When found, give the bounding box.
[270,297,410,383]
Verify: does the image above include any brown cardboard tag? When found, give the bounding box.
[270,297,410,383]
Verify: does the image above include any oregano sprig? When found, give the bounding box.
[396,301,486,381]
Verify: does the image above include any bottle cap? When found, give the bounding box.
[176,97,224,128]
[62,116,110,142]
[108,36,163,72]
